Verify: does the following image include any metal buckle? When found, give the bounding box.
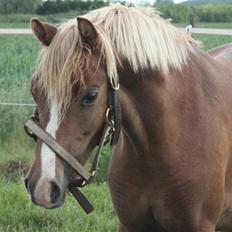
[80,180,87,187]
[24,119,38,141]
[27,128,35,136]
[110,77,120,90]
[105,108,115,127]
[24,109,39,141]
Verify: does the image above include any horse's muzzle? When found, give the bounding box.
[24,176,65,209]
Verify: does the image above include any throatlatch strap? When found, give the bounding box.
[90,121,113,174]
[110,89,121,145]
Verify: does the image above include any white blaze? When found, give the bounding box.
[33,103,60,204]
[40,103,59,178]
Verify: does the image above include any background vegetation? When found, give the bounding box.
[157,3,232,23]
[0,0,232,24]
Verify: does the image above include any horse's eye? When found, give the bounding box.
[83,88,99,106]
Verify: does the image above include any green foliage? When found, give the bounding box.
[0,11,85,24]
[0,0,42,14]
[156,3,232,23]
[156,3,193,23]
[36,0,109,15]
[187,0,232,5]
[0,0,110,15]
[195,4,232,22]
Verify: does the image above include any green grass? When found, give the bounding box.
[0,36,39,98]
[0,181,117,232]
[195,34,232,50]
[0,35,38,150]
[0,23,30,28]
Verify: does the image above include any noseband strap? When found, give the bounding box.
[24,118,92,181]
[23,79,120,214]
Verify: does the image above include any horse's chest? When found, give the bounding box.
[108,153,204,231]
[108,155,152,229]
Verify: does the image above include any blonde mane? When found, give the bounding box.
[36,5,194,117]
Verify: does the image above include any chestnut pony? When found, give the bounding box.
[24,5,232,232]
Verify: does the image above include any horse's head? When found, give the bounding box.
[24,18,114,209]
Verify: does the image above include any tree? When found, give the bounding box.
[0,0,42,14]
[156,0,174,4]
[36,0,109,15]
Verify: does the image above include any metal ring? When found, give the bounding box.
[110,78,120,90]
[105,108,115,126]
[81,180,86,187]
[112,82,120,90]
[91,170,96,177]
[105,108,110,120]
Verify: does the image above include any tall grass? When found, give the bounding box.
[0,181,117,232]
[0,36,38,170]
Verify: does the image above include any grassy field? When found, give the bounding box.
[0,181,117,232]
[0,22,231,231]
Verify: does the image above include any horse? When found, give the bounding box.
[23,5,232,232]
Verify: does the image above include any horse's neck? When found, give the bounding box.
[115,49,232,173]
[117,66,170,158]
[116,54,211,159]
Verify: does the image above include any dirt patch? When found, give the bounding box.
[0,160,29,182]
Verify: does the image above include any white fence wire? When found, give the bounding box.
[0,102,35,106]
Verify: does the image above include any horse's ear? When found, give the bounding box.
[77,17,98,49]
[31,18,57,46]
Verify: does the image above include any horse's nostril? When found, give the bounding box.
[24,177,29,191]
[50,181,61,204]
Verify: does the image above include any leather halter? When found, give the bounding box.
[23,80,120,214]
